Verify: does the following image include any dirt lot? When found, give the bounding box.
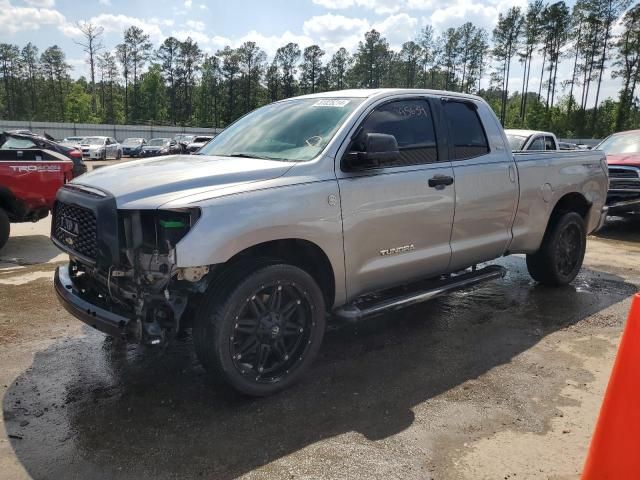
[1,215,639,480]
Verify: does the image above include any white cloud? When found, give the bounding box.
[313,0,402,14]
[199,3,208,9]
[60,13,166,43]
[185,20,205,31]
[303,14,369,43]
[207,30,315,58]
[171,29,211,44]
[429,0,528,33]
[0,0,65,34]
[98,0,111,6]
[303,12,417,52]
[184,0,192,8]
[22,0,55,6]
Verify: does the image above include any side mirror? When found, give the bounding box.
[344,132,400,170]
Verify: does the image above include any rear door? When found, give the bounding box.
[442,98,519,271]
[338,97,455,299]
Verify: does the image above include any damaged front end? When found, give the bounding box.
[52,185,210,345]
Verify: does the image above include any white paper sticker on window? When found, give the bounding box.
[312,99,351,107]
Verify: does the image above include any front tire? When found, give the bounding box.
[0,208,9,250]
[526,211,586,286]
[193,263,326,396]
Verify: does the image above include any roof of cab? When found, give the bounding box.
[505,129,555,137]
[291,88,485,103]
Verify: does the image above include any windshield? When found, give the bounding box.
[123,138,144,146]
[596,133,640,155]
[148,138,169,146]
[506,134,527,151]
[81,137,105,145]
[198,97,364,161]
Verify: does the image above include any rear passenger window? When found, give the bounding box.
[544,136,556,150]
[351,99,438,167]
[443,101,490,160]
[529,137,545,151]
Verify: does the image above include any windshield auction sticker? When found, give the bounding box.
[312,99,351,107]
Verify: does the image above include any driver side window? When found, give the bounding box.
[350,99,438,168]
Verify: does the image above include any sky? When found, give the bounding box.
[0,0,626,102]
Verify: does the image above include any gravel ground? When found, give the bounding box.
[1,215,639,480]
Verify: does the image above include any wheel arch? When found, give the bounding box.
[550,191,591,221]
[215,238,336,310]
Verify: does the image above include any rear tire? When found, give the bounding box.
[526,211,586,286]
[0,208,9,250]
[193,263,326,396]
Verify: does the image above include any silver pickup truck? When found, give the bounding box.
[51,89,608,395]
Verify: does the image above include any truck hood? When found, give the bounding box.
[606,153,640,166]
[71,154,294,209]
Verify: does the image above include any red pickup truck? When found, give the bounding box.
[0,148,74,250]
[597,129,640,215]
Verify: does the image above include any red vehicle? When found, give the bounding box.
[0,148,74,249]
[597,129,640,215]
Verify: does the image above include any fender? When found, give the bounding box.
[174,181,348,306]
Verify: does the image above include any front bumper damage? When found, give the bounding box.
[55,264,130,339]
[51,185,207,345]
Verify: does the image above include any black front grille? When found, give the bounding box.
[53,202,97,260]
[608,167,640,179]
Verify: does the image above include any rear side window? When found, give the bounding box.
[544,136,556,150]
[529,137,545,151]
[352,99,438,167]
[443,101,489,160]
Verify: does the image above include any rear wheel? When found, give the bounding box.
[526,211,586,286]
[193,263,326,396]
[0,208,9,250]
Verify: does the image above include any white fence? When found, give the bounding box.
[0,120,223,142]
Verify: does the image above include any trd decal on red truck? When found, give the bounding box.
[8,164,62,173]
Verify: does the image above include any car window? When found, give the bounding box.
[350,99,438,167]
[544,136,556,150]
[1,137,38,149]
[443,101,490,160]
[528,137,545,151]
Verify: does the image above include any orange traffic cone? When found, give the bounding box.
[581,293,640,479]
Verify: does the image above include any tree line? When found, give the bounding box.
[0,0,639,138]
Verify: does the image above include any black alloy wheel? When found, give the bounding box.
[230,281,314,383]
[194,263,326,396]
[526,211,586,286]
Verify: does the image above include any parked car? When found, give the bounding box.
[51,89,607,396]
[139,138,181,157]
[121,137,147,157]
[173,134,195,153]
[0,146,74,250]
[596,129,640,215]
[505,129,560,151]
[60,136,84,147]
[79,136,122,161]
[0,131,86,178]
[186,135,213,153]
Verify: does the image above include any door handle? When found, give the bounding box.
[428,175,454,189]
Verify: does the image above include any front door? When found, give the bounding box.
[338,98,455,300]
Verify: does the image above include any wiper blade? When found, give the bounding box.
[227,153,280,160]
